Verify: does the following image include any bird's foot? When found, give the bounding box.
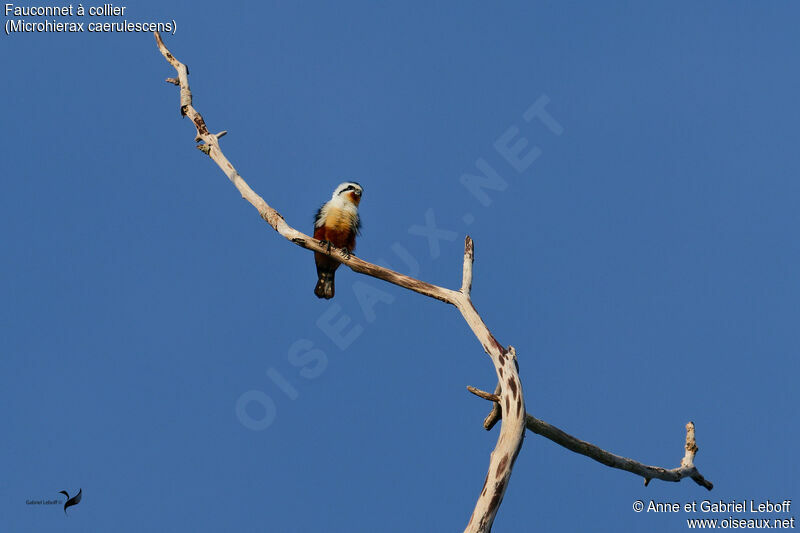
[340,247,351,259]
[319,239,332,253]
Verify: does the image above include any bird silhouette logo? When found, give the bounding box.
[58,488,82,515]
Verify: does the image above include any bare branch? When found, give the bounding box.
[467,386,500,403]
[526,416,713,490]
[680,422,713,489]
[461,236,474,295]
[468,387,713,491]
[153,32,525,532]
[482,383,503,431]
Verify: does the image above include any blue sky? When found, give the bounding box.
[2,2,798,531]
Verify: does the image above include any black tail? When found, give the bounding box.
[314,271,335,299]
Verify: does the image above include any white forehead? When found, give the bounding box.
[332,182,363,196]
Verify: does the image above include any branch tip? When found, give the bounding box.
[682,421,699,467]
[467,385,500,403]
[461,235,475,295]
[464,235,474,256]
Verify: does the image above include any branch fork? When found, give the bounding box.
[468,387,713,491]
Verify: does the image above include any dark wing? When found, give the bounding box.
[355,214,362,236]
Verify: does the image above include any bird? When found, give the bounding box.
[58,488,82,515]
[313,181,363,299]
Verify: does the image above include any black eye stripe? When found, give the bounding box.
[339,185,359,194]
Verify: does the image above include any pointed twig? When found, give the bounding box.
[461,235,474,294]
[467,385,500,403]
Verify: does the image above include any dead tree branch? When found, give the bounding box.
[153,31,524,532]
[467,387,713,490]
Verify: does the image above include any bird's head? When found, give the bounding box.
[333,181,363,206]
